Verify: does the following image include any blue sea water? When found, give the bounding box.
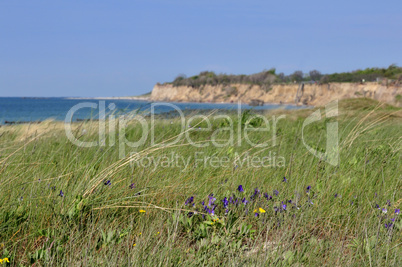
[0,97,306,125]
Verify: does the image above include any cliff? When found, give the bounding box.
[151,82,402,106]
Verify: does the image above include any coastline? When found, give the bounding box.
[65,96,150,101]
[64,96,308,107]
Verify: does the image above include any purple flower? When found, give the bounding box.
[208,194,216,207]
[387,200,391,206]
[229,196,234,204]
[382,208,387,214]
[395,209,400,215]
[274,190,279,196]
[281,201,287,211]
[306,186,311,193]
[59,190,64,197]
[222,197,229,208]
[242,197,249,206]
[185,196,194,206]
[385,223,393,229]
[263,193,272,200]
[104,180,111,186]
[255,213,259,217]
[375,204,380,209]
[129,183,135,189]
[204,206,214,215]
[251,188,260,199]
[283,177,287,182]
[238,185,244,193]
[334,193,338,198]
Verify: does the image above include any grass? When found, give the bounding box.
[0,98,401,266]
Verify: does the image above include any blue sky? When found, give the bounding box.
[0,0,401,97]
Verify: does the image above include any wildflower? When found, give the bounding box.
[375,204,380,209]
[283,177,287,182]
[139,209,146,213]
[334,193,338,198]
[188,212,194,217]
[382,208,387,214]
[259,207,266,213]
[185,196,194,206]
[204,207,214,215]
[0,258,9,264]
[238,185,244,193]
[254,213,259,217]
[251,188,260,199]
[104,180,111,186]
[133,243,136,247]
[242,197,249,206]
[395,209,400,215]
[306,186,311,193]
[274,190,279,196]
[208,194,216,206]
[385,223,393,229]
[281,202,287,211]
[222,197,229,208]
[264,193,272,200]
[129,183,135,189]
[59,190,64,197]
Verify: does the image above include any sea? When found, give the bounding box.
[0,97,306,125]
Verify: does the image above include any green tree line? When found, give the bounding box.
[165,64,402,88]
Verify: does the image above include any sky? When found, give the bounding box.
[0,0,401,97]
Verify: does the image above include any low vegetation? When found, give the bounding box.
[166,64,402,88]
[0,99,401,265]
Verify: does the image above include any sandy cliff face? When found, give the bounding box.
[151,82,402,106]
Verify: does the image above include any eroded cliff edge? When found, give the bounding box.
[151,82,402,106]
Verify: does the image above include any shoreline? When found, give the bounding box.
[64,96,308,107]
[65,96,150,101]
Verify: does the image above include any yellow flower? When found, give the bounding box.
[139,210,146,213]
[254,208,266,213]
[133,243,136,247]
[0,258,9,264]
